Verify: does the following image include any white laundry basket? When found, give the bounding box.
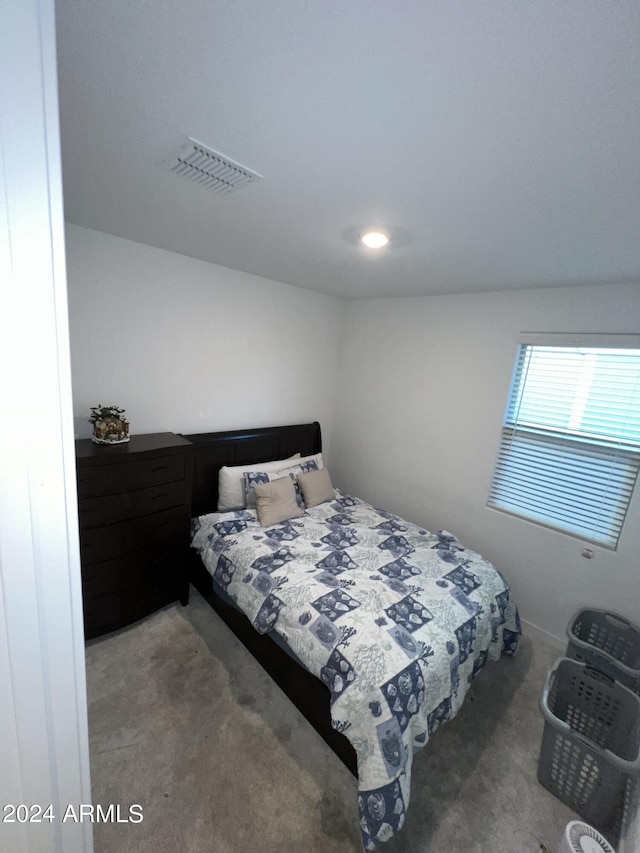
[559,820,616,853]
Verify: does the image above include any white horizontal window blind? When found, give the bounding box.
[487,344,640,548]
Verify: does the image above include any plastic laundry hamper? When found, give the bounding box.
[538,658,640,841]
[566,609,640,694]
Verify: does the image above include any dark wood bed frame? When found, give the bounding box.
[182,421,357,776]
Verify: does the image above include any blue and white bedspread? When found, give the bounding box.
[191,492,520,850]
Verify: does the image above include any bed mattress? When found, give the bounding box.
[191,490,520,849]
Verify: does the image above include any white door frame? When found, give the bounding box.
[0,1,93,851]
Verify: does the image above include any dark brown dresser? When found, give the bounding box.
[75,432,193,639]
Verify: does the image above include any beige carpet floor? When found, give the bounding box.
[85,587,581,853]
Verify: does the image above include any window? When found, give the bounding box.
[487,338,640,549]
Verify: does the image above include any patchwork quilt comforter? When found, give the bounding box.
[191,492,520,850]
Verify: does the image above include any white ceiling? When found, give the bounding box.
[55,1,640,299]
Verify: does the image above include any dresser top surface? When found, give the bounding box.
[75,432,192,461]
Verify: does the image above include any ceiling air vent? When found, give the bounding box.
[170,137,262,195]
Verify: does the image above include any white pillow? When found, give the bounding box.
[217,452,321,511]
[296,452,324,469]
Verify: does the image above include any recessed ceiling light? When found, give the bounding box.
[361,230,389,249]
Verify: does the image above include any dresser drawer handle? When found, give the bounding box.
[153,522,169,530]
[151,464,169,472]
[151,492,170,501]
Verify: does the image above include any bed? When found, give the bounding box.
[185,422,521,850]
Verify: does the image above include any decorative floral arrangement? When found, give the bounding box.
[88,404,126,424]
[89,404,130,445]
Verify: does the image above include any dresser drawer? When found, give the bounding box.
[79,506,188,564]
[77,453,186,498]
[82,546,184,639]
[84,584,183,639]
[83,590,124,637]
[81,542,184,598]
[78,479,188,528]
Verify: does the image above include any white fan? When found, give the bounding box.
[559,821,616,853]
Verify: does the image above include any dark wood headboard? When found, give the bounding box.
[182,421,322,517]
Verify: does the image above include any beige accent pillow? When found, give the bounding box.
[297,468,335,508]
[254,475,304,527]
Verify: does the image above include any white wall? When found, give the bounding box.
[65,231,639,645]
[66,225,344,456]
[331,283,640,646]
